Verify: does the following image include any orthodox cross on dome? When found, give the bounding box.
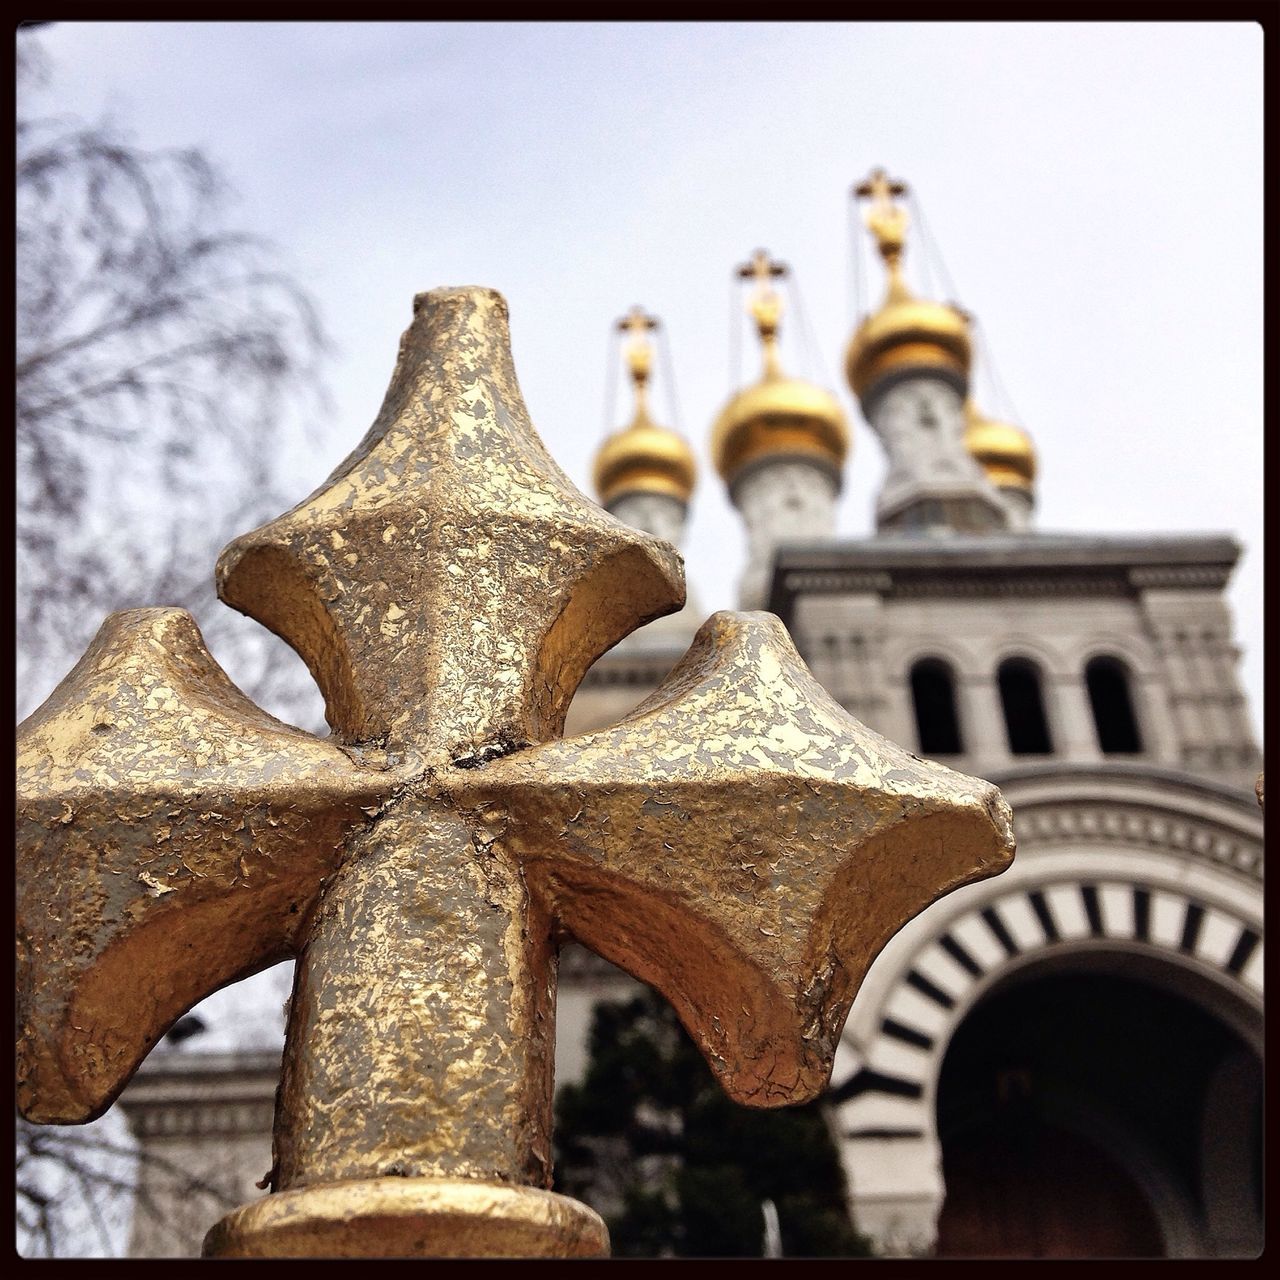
[855,167,911,277]
[736,248,789,374]
[16,286,1014,1258]
[617,302,658,335]
[617,303,658,389]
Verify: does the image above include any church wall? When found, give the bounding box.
[1140,588,1260,786]
[791,585,1258,793]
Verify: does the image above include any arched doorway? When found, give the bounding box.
[933,964,1262,1258]
[937,1118,1162,1257]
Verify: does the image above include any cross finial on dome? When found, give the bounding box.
[854,168,911,283]
[594,307,696,509]
[616,305,658,407]
[735,248,788,375]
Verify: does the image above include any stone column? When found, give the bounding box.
[1131,670,1183,767]
[1141,592,1211,768]
[1047,672,1101,763]
[959,672,1011,773]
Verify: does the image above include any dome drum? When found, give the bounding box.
[853,354,970,419]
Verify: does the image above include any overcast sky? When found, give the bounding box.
[23,21,1263,732]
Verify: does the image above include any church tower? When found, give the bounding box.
[846,170,1007,534]
[593,306,697,546]
[591,306,701,644]
[713,250,850,608]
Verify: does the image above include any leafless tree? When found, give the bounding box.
[16,28,328,730]
[16,1115,243,1259]
[15,28,330,1256]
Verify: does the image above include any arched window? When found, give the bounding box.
[911,658,964,755]
[998,658,1053,755]
[1086,656,1144,754]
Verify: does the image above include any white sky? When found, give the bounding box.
[23,20,1263,734]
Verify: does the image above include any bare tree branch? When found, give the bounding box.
[16,29,333,1256]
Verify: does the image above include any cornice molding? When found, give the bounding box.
[1013,800,1262,883]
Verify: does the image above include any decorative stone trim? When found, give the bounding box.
[1129,566,1232,590]
[833,877,1263,1146]
[1013,802,1263,881]
[781,571,893,596]
[890,574,1132,599]
[127,1098,276,1140]
[578,657,681,689]
[782,568,1138,600]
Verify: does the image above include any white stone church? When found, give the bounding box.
[115,171,1263,1258]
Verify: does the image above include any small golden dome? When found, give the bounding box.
[713,248,850,484]
[964,402,1036,490]
[845,289,972,400]
[712,372,849,483]
[847,168,972,401]
[593,306,697,507]
[593,409,697,507]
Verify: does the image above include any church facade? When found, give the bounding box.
[116,171,1262,1258]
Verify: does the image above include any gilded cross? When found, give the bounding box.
[617,305,658,408]
[16,286,1014,1258]
[855,167,910,271]
[736,248,788,375]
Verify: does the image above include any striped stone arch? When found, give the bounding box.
[833,876,1263,1140]
[828,763,1263,1255]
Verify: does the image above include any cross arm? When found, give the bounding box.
[16,608,397,1124]
[215,287,685,760]
[457,611,1014,1107]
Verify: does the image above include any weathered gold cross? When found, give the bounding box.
[16,287,1014,1258]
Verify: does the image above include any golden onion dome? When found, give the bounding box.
[593,306,697,508]
[711,372,848,483]
[593,408,697,507]
[964,401,1036,490]
[847,168,972,401]
[845,285,972,400]
[713,249,850,484]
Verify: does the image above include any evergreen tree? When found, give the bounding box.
[554,987,874,1258]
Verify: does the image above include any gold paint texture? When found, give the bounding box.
[460,610,1013,1106]
[216,288,684,757]
[274,806,557,1192]
[16,286,1015,1257]
[15,608,387,1125]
